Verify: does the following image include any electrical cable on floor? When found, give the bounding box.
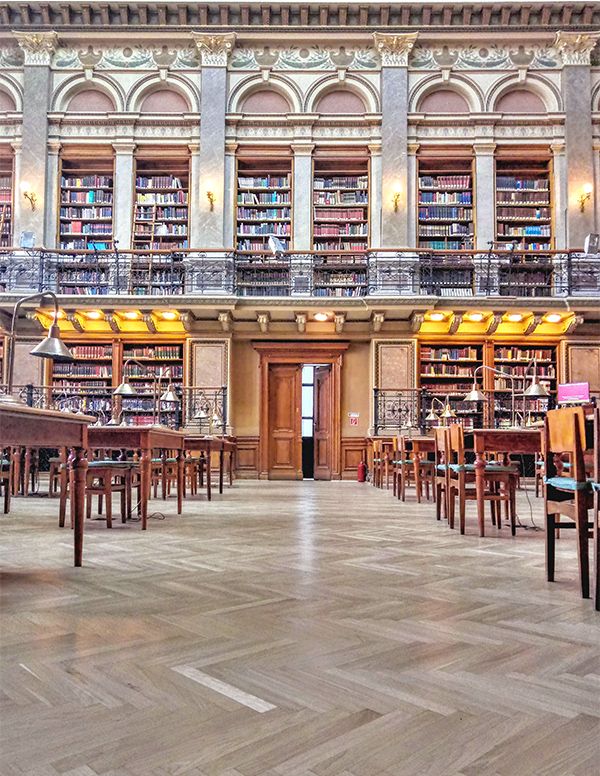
[512,454,541,531]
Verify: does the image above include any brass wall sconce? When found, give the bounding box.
[578,183,593,213]
[207,191,215,211]
[20,181,37,211]
[392,192,401,212]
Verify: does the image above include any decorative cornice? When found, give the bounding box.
[373,32,418,67]
[554,31,600,65]
[191,32,236,67]
[12,30,58,66]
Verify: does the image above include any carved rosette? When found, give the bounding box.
[191,32,236,67]
[554,31,600,66]
[373,32,419,67]
[12,30,58,66]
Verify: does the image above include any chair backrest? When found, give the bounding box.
[544,406,587,481]
[448,423,466,465]
[399,434,409,461]
[433,426,450,467]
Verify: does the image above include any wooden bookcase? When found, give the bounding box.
[132,152,189,250]
[120,342,184,426]
[312,152,369,252]
[419,343,484,430]
[236,153,292,254]
[0,153,13,248]
[495,155,553,251]
[50,341,114,417]
[58,152,114,250]
[493,343,557,426]
[417,152,475,250]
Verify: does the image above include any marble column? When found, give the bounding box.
[44,140,61,249]
[551,141,567,250]
[112,142,136,249]
[373,32,418,248]
[292,143,314,251]
[473,142,496,249]
[555,31,600,248]
[368,143,382,248]
[192,32,236,249]
[188,142,201,248]
[223,141,238,249]
[13,31,57,247]
[406,143,419,248]
[10,140,22,243]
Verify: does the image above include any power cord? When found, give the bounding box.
[512,454,541,531]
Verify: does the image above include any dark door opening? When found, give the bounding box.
[301,364,332,480]
[301,365,315,479]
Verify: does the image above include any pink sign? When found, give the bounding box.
[557,382,590,404]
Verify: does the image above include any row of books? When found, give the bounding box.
[54,364,111,377]
[237,207,291,219]
[421,346,479,360]
[496,347,554,361]
[313,192,368,205]
[136,192,188,205]
[496,377,552,390]
[61,175,112,188]
[69,345,112,359]
[134,224,188,236]
[496,191,550,204]
[236,270,288,283]
[130,270,183,283]
[237,224,291,235]
[237,192,290,204]
[0,192,11,203]
[418,206,473,220]
[61,190,113,204]
[314,241,366,250]
[58,271,109,283]
[238,175,290,188]
[313,272,367,284]
[496,177,548,190]
[419,224,472,236]
[54,379,108,388]
[60,207,112,219]
[313,287,365,297]
[419,175,471,189]
[0,176,11,188]
[497,207,550,219]
[238,239,289,251]
[135,206,188,220]
[314,225,368,236]
[421,365,474,376]
[497,224,551,236]
[238,286,289,296]
[419,191,472,204]
[421,382,473,392]
[136,176,184,189]
[60,222,112,235]
[313,176,368,189]
[125,364,183,377]
[500,365,556,377]
[314,207,365,220]
[60,240,111,250]
[125,345,181,359]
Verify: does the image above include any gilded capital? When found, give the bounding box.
[373,32,418,67]
[12,30,58,66]
[191,32,236,66]
[554,31,600,66]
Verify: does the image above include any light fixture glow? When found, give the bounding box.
[20,180,37,210]
[121,310,140,320]
[207,191,215,210]
[544,313,562,323]
[392,192,401,212]
[84,310,103,320]
[314,312,329,322]
[466,312,484,322]
[506,312,524,323]
[578,183,593,213]
[160,310,178,321]
[428,312,446,322]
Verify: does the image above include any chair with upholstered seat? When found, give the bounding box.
[544,406,594,600]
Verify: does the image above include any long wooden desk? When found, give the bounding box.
[466,428,542,536]
[184,436,236,499]
[0,404,94,566]
[88,425,185,530]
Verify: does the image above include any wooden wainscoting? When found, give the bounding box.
[341,437,367,480]
[234,436,260,479]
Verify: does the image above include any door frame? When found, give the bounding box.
[254,342,349,480]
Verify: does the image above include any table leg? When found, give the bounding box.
[219,447,224,495]
[161,449,167,500]
[24,447,32,496]
[206,444,212,501]
[72,446,88,567]
[475,449,486,537]
[228,450,233,487]
[177,449,183,515]
[413,453,421,504]
[140,446,151,530]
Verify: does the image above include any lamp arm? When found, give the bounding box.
[7,291,60,396]
[430,396,446,411]
[120,357,158,424]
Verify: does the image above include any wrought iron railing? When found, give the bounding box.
[373,388,425,435]
[0,247,598,298]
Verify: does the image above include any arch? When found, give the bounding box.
[410,74,484,113]
[315,89,366,114]
[52,74,125,112]
[592,80,600,112]
[66,88,115,112]
[240,89,292,114]
[228,74,302,114]
[418,89,470,114]
[127,74,199,113]
[486,73,562,112]
[495,89,546,113]
[305,74,380,114]
[0,75,23,112]
[0,89,16,112]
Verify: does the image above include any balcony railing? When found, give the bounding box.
[0,247,598,298]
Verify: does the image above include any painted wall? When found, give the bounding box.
[341,341,371,438]
[229,339,260,435]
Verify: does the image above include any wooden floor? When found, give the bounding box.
[1,480,599,776]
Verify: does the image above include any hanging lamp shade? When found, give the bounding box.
[425,407,439,422]
[441,402,456,419]
[113,379,137,397]
[160,385,179,403]
[464,382,486,402]
[29,323,73,362]
[524,379,549,398]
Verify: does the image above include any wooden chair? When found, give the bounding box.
[433,427,452,525]
[371,440,383,488]
[544,406,594,600]
[1,448,11,514]
[48,455,62,498]
[85,462,129,528]
[447,424,519,536]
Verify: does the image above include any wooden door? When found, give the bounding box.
[268,364,302,479]
[313,365,332,480]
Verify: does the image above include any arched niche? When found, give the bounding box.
[66,89,115,112]
[314,89,367,114]
[240,89,291,114]
[418,89,470,114]
[0,90,16,112]
[495,89,546,113]
[139,89,190,113]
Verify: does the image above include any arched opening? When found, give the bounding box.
[139,89,190,113]
[418,89,470,113]
[315,90,366,114]
[66,89,115,112]
[241,89,291,114]
[495,89,546,113]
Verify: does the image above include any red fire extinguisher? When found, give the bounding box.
[357,460,367,482]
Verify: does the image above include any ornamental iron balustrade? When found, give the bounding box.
[373,388,424,435]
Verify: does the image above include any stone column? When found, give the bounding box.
[13,31,57,246]
[223,141,238,249]
[10,140,22,243]
[373,32,418,248]
[406,143,419,248]
[44,140,61,249]
[192,32,236,249]
[188,142,201,248]
[292,143,314,251]
[551,141,567,250]
[473,142,496,249]
[555,31,600,248]
[112,141,136,249]
[368,143,382,248]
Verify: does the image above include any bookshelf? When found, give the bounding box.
[417,155,474,250]
[312,253,368,297]
[419,343,484,430]
[236,155,292,254]
[132,155,189,250]
[0,154,13,248]
[59,154,114,250]
[235,256,291,297]
[495,157,553,251]
[121,343,183,426]
[312,155,369,252]
[493,344,557,426]
[50,342,114,417]
[0,333,5,385]
[128,253,185,295]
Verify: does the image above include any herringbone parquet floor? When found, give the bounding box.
[1,480,598,776]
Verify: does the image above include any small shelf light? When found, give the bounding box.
[160,310,178,321]
[84,310,104,320]
[578,183,593,213]
[392,192,401,212]
[544,312,562,324]
[207,191,215,211]
[121,310,140,320]
[465,311,485,322]
[428,311,446,322]
[314,312,330,322]
[20,181,37,211]
[506,312,524,323]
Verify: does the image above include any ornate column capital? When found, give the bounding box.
[550,140,566,156]
[472,142,496,156]
[112,141,136,155]
[291,142,314,156]
[554,31,600,66]
[191,32,236,67]
[373,32,418,67]
[12,30,58,66]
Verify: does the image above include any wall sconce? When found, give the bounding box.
[206,191,215,211]
[20,181,37,211]
[392,192,401,213]
[578,183,593,213]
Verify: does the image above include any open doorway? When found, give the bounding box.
[301,364,332,480]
